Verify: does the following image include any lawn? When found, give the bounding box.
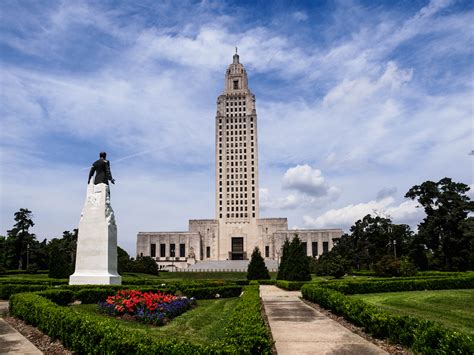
[351,289,474,335]
[72,297,240,345]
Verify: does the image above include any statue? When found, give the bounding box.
[69,152,121,285]
[88,151,115,185]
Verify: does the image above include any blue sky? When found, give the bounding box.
[1,0,473,255]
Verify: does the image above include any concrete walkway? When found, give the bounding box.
[0,301,43,354]
[260,285,387,355]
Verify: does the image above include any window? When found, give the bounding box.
[170,243,176,257]
[302,242,307,256]
[233,80,239,89]
[323,241,329,254]
[180,243,186,258]
[160,244,166,257]
[150,243,156,257]
[312,242,318,257]
[206,246,211,258]
[265,245,269,258]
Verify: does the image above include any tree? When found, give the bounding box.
[405,178,474,271]
[247,247,270,280]
[129,256,159,275]
[277,239,290,280]
[48,241,72,278]
[117,246,131,274]
[281,236,311,281]
[313,253,349,279]
[6,208,37,270]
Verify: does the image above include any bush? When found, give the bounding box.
[9,286,272,353]
[400,256,418,276]
[181,285,242,299]
[48,244,72,279]
[222,286,273,353]
[374,255,401,277]
[278,236,311,281]
[322,276,474,295]
[37,289,74,306]
[128,256,159,276]
[247,247,270,280]
[0,284,49,299]
[276,280,307,290]
[301,284,474,354]
[314,254,349,278]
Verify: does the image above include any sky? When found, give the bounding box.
[1,0,473,255]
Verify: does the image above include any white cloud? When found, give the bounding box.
[292,11,308,22]
[282,164,340,198]
[303,197,423,231]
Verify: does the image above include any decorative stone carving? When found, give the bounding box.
[69,182,122,285]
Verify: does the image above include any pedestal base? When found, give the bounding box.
[69,273,122,285]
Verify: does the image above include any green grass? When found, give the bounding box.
[351,289,474,335]
[72,297,240,345]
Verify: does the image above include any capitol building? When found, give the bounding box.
[136,52,342,271]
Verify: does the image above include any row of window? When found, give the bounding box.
[219,117,253,124]
[150,243,186,258]
[225,100,245,106]
[221,213,255,218]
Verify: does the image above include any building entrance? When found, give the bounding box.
[230,237,245,260]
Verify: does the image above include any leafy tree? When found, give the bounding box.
[405,178,474,271]
[374,255,401,277]
[117,246,131,274]
[277,239,290,280]
[48,241,72,278]
[247,247,270,280]
[6,208,37,270]
[313,253,349,279]
[129,256,159,275]
[282,236,311,281]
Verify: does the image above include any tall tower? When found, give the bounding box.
[215,51,260,260]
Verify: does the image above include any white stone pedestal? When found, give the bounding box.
[69,182,122,285]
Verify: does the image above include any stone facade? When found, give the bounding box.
[136,53,343,270]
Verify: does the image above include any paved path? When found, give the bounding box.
[260,285,387,355]
[0,301,43,354]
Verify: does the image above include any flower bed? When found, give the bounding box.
[98,290,195,326]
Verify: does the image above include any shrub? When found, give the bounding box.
[223,286,272,353]
[128,256,159,275]
[400,256,418,276]
[374,255,401,277]
[314,254,349,278]
[301,284,474,354]
[181,285,242,299]
[0,284,49,299]
[247,247,270,280]
[37,289,74,306]
[48,244,72,279]
[277,239,290,280]
[276,280,307,290]
[278,236,311,281]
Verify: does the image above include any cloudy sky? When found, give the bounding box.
[1,0,472,255]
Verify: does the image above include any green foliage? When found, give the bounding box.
[0,284,49,299]
[301,284,474,354]
[182,285,242,299]
[277,238,290,280]
[278,236,311,281]
[313,253,350,278]
[48,242,72,279]
[117,246,131,274]
[405,178,474,271]
[5,208,37,270]
[8,285,272,354]
[247,247,270,280]
[276,280,307,290]
[223,285,273,353]
[374,255,401,277]
[37,289,74,306]
[128,256,159,275]
[319,276,474,295]
[400,256,418,276]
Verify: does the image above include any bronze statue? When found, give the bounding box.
[88,152,115,185]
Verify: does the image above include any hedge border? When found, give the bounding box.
[8,285,272,354]
[301,279,474,354]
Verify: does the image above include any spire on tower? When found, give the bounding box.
[233,47,239,64]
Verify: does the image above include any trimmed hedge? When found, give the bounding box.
[9,285,271,354]
[321,276,474,295]
[37,289,74,306]
[181,285,242,299]
[301,284,474,354]
[223,285,273,353]
[276,280,307,290]
[0,284,49,299]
